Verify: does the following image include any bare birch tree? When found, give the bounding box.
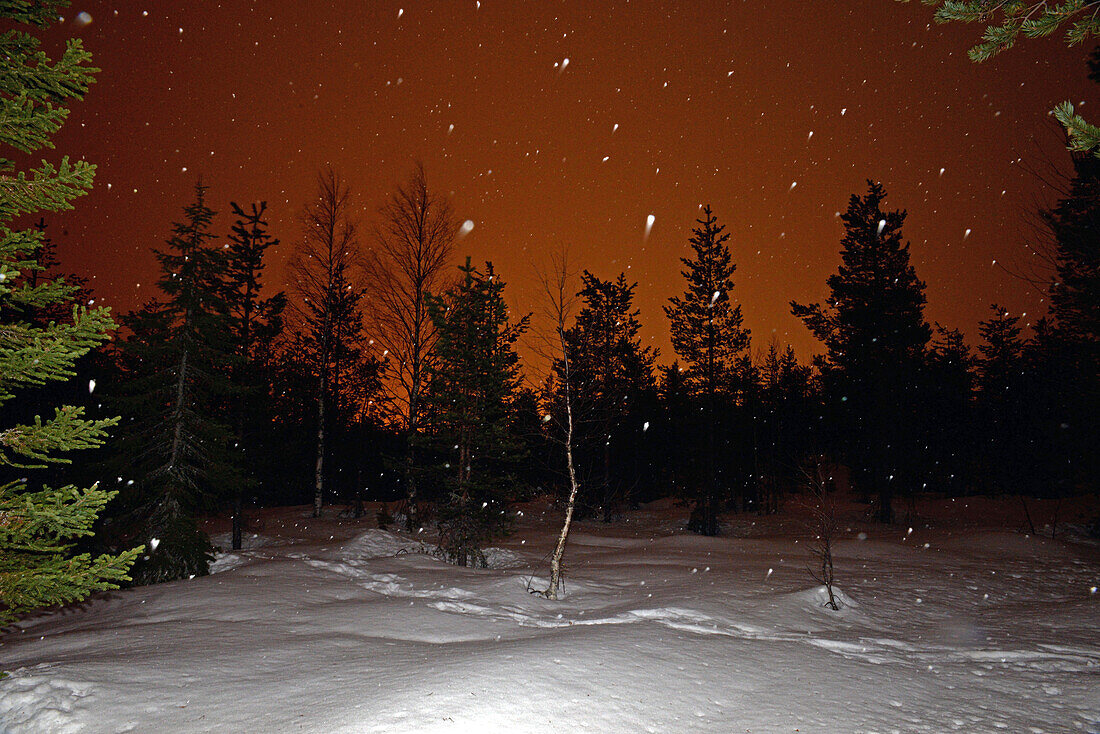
[532,249,581,600]
[289,168,359,518]
[364,163,457,529]
[803,457,839,610]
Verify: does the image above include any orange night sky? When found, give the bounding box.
[38,1,1096,362]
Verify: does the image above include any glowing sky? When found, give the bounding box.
[40,1,1095,361]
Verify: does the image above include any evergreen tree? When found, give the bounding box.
[222,201,286,548]
[559,271,656,520]
[754,342,819,512]
[1033,139,1100,496]
[1044,150,1100,353]
[423,259,528,567]
[261,331,322,505]
[922,325,974,495]
[0,1,139,624]
[975,305,1036,495]
[109,183,243,584]
[654,362,697,500]
[0,219,89,327]
[664,205,750,535]
[792,180,930,522]
[294,263,382,503]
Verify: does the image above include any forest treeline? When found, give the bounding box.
[2,3,1097,616]
[11,144,1098,585]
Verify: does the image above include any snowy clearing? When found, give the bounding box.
[2,497,1098,733]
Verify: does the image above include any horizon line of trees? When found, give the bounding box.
[17,145,1094,583]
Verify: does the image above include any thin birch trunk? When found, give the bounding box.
[313,381,326,518]
[545,325,579,600]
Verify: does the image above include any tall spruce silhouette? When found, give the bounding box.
[110,183,244,583]
[792,181,930,523]
[664,206,749,535]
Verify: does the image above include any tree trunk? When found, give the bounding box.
[404,332,421,531]
[313,379,326,518]
[546,334,580,600]
[232,494,243,550]
[704,323,719,536]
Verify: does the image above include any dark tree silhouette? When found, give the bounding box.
[110,183,243,583]
[665,206,750,535]
[792,180,930,523]
[289,169,361,518]
[222,201,286,548]
[560,271,656,521]
[422,259,528,567]
[365,164,458,529]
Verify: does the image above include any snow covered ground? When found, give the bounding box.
[2,496,1098,733]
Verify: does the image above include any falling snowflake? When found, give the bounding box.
[644,214,655,239]
[458,219,474,237]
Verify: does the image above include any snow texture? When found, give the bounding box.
[1,499,1097,733]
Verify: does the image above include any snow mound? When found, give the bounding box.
[207,533,280,574]
[208,553,249,574]
[482,546,524,569]
[788,584,858,611]
[337,529,427,560]
[0,668,91,734]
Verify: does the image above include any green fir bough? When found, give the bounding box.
[0,0,139,626]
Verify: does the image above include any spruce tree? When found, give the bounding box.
[559,271,656,520]
[424,259,528,567]
[1044,151,1100,352]
[664,205,750,535]
[922,325,974,495]
[976,305,1035,495]
[0,1,139,625]
[792,180,930,522]
[754,342,818,512]
[223,201,285,548]
[1033,138,1100,496]
[109,183,243,584]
